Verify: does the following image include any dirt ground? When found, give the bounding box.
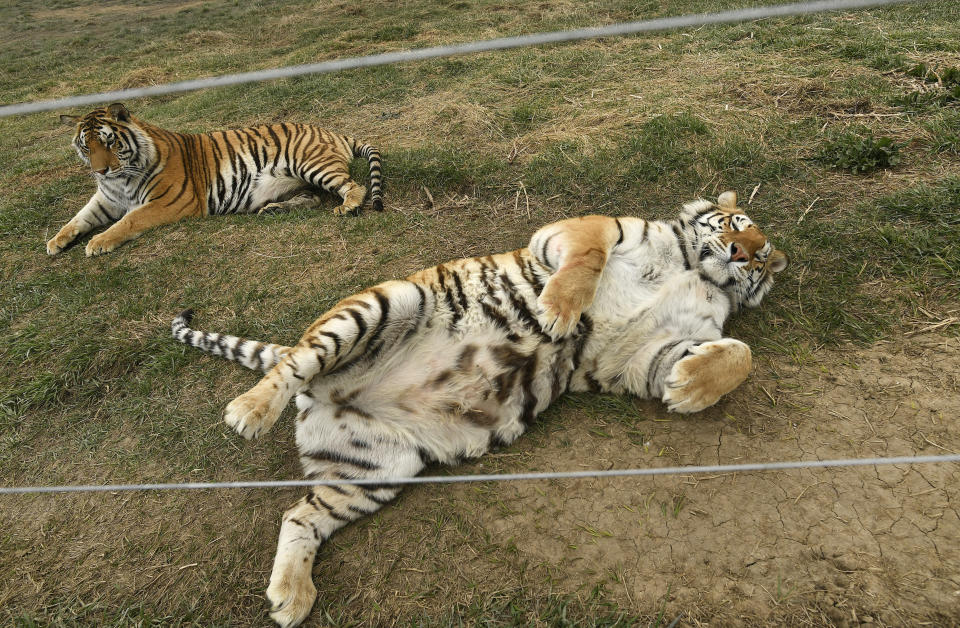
[303,334,960,626]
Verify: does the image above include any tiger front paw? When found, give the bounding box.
[266,570,317,628]
[536,293,582,339]
[224,388,284,439]
[47,236,68,256]
[662,339,751,413]
[47,225,79,255]
[85,233,119,257]
[536,274,593,339]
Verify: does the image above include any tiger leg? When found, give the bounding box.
[267,447,423,628]
[85,198,198,256]
[223,282,426,439]
[306,165,366,217]
[528,216,623,338]
[47,192,119,255]
[258,191,325,215]
[661,338,752,413]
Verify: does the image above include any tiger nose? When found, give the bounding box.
[730,242,749,262]
[95,167,108,175]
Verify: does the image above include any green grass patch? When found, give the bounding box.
[817,128,901,174]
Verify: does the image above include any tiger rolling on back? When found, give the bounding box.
[48,103,383,257]
[171,191,787,627]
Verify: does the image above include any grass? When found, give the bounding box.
[1,0,959,625]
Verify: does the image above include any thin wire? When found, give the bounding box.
[2,454,957,495]
[0,0,920,118]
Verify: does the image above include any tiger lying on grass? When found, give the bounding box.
[171,190,787,627]
[48,103,383,257]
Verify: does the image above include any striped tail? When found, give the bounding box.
[171,309,291,373]
[352,139,383,212]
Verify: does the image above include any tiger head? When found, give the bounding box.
[680,190,788,309]
[60,103,155,179]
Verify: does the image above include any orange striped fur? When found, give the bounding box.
[48,103,383,257]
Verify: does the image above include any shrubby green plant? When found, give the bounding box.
[818,129,901,174]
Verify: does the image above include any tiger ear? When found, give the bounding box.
[717,190,738,210]
[107,103,130,122]
[768,249,788,273]
[60,114,80,126]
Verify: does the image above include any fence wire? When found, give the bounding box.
[2,454,958,495]
[0,0,920,117]
[0,0,950,498]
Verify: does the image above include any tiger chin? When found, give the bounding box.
[171,190,787,627]
[48,103,384,257]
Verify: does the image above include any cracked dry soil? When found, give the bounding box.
[473,335,960,626]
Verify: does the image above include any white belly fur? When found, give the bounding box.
[249,173,309,208]
[294,329,531,465]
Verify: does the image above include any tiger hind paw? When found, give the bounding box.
[536,296,581,339]
[332,204,360,217]
[223,389,284,439]
[266,573,317,628]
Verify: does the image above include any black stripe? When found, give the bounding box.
[698,270,735,291]
[539,232,559,268]
[615,219,624,246]
[347,504,376,516]
[438,265,461,329]
[303,448,379,471]
[314,495,350,522]
[585,371,602,393]
[500,272,551,341]
[571,314,593,374]
[250,343,264,372]
[480,301,511,332]
[519,351,540,425]
[672,224,691,271]
[245,132,262,171]
[359,488,395,504]
[647,339,684,397]
[451,272,469,315]
[346,308,368,348]
[264,125,284,171]
[90,202,109,224]
[524,259,546,293]
[315,330,342,353]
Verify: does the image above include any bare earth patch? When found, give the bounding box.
[464,335,960,625]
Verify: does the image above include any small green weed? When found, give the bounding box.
[370,24,419,42]
[817,128,901,174]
